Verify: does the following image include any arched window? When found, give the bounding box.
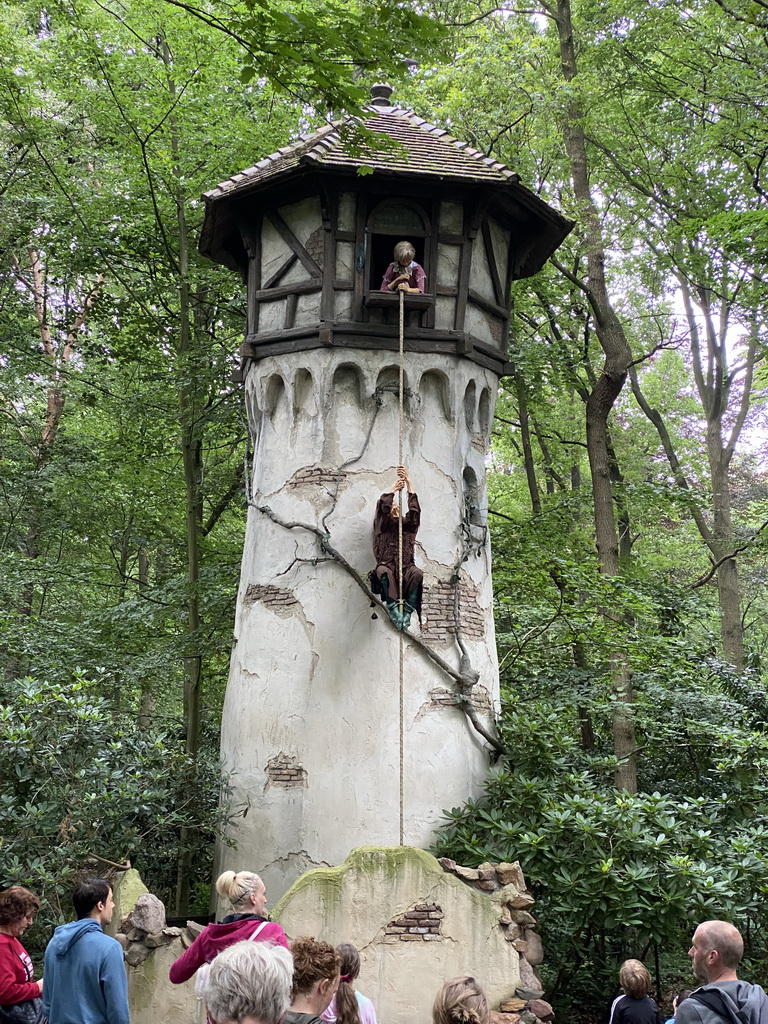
[367,199,430,292]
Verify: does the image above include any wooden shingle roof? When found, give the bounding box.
[204,106,521,201]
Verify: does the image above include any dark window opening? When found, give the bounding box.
[367,199,430,292]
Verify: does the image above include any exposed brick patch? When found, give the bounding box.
[421,577,485,646]
[385,903,443,941]
[287,465,345,488]
[426,686,492,714]
[244,584,298,612]
[266,753,307,788]
[305,226,325,268]
[489,317,503,346]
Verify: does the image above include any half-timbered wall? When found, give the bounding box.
[239,187,515,375]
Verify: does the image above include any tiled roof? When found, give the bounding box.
[204,107,520,201]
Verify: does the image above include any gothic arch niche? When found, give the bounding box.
[263,373,288,419]
[418,369,451,422]
[462,467,483,527]
[376,364,413,418]
[328,362,366,463]
[463,380,477,434]
[293,368,316,419]
[478,387,492,440]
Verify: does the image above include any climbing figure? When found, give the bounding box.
[380,241,426,293]
[370,465,423,631]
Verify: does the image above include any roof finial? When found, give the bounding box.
[370,83,394,108]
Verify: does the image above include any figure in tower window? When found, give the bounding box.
[370,465,423,631]
[381,241,426,294]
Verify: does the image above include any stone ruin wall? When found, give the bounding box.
[110,853,553,1024]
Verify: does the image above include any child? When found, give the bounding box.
[381,241,426,293]
[608,959,660,1024]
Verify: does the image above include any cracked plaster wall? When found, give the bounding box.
[272,847,521,1024]
[219,349,500,902]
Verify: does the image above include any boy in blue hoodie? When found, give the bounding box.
[43,877,130,1024]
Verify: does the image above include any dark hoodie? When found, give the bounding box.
[676,981,768,1024]
[42,918,129,1024]
[168,914,289,984]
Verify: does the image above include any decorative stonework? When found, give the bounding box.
[266,753,308,788]
[422,576,485,646]
[384,902,443,941]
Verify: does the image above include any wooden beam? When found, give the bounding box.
[482,218,504,306]
[263,252,298,290]
[253,280,322,302]
[467,288,509,320]
[265,209,322,278]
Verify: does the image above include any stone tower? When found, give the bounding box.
[200,85,571,901]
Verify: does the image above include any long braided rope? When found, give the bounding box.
[398,288,405,847]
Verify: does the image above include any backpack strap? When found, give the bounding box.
[248,921,268,941]
[688,990,744,1024]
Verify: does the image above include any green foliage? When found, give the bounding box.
[0,673,234,950]
[435,684,768,1006]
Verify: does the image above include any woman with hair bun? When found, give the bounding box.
[170,870,289,1021]
[285,936,341,1024]
[433,976,490,1024]
[321,943,377,1024]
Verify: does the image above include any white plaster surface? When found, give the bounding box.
[338,192,357,233]
[259,298,288,333]
[489,219,510,290]
[335,290,354,320]
[439,201,464,234]
[437,243,461,288]
[260,218,292,282]
[219,349,501,901]
[336,241,355,280]
[273,848,522,1024]
[435,295,456,331]
[465,302,496,348]
[294,292,321,326]
[469,233,496,304]
[280,196,322,246]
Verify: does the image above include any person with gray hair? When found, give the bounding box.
[204,940,293,1024]
[677,921,768,1024]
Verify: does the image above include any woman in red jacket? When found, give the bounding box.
[0,887,44,1023]
[170,870,289,1020]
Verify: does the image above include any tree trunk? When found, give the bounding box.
[555,0,637,790]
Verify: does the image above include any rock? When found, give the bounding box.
[519,1012,537,1024]
[504,924,522,941]
[112,868,149,933]
[518,955,543,994]
[454,865,480,882]
[511,938,526,952]
[523,931,544,966]
[509,910,537,926]
[516,989,545,1003]
[499,907,512,926]
[529,999,554,1022]
[145,930,174,948]
[500,1000,526,1013]
[124,927,145,942]
[490,1014,520,1024]
[163,926,183,938]
[186,920,205,935]
[115,933,128,949]
[490,883,524,906]
[508,892,535,910]
[497,862,527,889]
[125,942,152,967]
[180,928,195,949]
[475,880,498,892]
[128,893,166,934]
[478,868,497,881]
[438,857,457,872]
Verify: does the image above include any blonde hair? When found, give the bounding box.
[433,977,490,1024]
[619,959,652,999]
[215,870,263,909]
[394,241,415,264]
